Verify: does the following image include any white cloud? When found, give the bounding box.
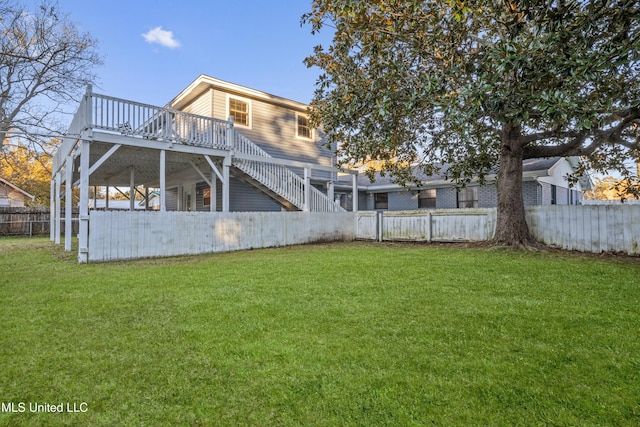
[142,26,180,49]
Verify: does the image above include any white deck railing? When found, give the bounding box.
[90,93,230,148]
[54,88,230,173]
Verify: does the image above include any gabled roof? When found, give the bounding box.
[169,74,309,112]
[0,177,35,200]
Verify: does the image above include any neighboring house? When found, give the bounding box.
[0,177,34,207]
[333,157,593,211]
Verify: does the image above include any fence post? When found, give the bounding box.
[377,210,384,242]
[427,212,432,243]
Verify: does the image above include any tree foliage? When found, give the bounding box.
[584,171,640,201]
[303,0,640,245]
[0,0,101,152]
[0,141,53,205]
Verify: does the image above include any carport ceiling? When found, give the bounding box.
[72,143,221,187]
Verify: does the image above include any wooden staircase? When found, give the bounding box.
[231,133,345,212]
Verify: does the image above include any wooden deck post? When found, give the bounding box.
[49,179,55,242]
[64,155,73,251]
[159,149,166,212]
[211,171,217,212]
[304,168,311,212]
[327,181,334,206]
[55,172,61,245]
[78,140,90,263]
[222,156,230,212]
[129,168,135,211]
[226,116,235,149]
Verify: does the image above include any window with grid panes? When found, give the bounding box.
[229,98,249,126]
[297,114,312,139]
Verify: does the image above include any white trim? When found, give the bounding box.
[295,112,314,140]
[226,94,252,129]
[171,74,310,112]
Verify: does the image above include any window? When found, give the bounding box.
[551,185,557,205]
[374,193,389,210]
[296,113,312,139]
[418,189,436,209]
[457,187,478,208]
[203,188,211,206]
[228,96,250,127]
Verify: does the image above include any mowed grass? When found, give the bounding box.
[0,238,639,426]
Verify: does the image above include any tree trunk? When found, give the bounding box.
[493,124,534,246]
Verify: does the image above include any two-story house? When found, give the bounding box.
[50,75,348,259]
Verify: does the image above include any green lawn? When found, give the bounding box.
[0,238,639,426]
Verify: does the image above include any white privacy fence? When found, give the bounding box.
[526,205,640,255]
[88,211,356,262]
[356,209,497,242]
[84,206,640,262]
[357,206,640,256]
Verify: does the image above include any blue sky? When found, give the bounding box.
[57,0,333,107]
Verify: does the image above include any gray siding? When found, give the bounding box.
[523,181,541,206]
[208,88,333,167]
[180,89,212,117]
[388,191,418,211]
[166,188,178,211]
[437,188,458,209]
[229,178,284,212]
[478,185,498,208]
[363,182,548,211]
[192,178,284,212]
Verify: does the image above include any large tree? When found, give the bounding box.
[0,0,101,152]
[304,0,640,246]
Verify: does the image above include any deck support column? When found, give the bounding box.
[49,179,55,242]
[160,149,166,212]
[352,173,359,212]
[222,155,230,212]
[64,155,73,251]
[129,168,135,211]
[55,172,61,245]
[78,140,90,263]
[211,171,216,212]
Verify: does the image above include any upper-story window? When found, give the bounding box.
[296,113,313,139]
[227,96,251,128]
